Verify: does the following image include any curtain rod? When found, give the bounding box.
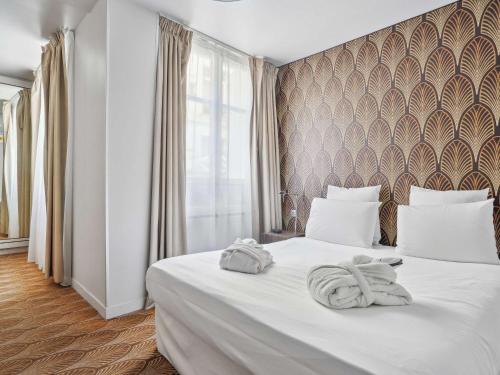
[158,12,252,59]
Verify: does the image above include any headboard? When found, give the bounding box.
[276,0,500,250]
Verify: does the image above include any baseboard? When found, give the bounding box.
[72,278,107,318]
[105,297,145,319]
[0,239,29,251]
[0,247,28,255]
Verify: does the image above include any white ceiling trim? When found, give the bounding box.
[134,0,457,66]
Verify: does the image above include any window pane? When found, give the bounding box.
[185,36,252,253]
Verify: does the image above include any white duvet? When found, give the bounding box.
[146,237,500,375]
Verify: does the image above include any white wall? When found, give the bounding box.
[73,0,108,316]
[105,0,157,317]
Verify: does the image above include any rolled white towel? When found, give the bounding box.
[219,238,273,274]
[307,254,412,309]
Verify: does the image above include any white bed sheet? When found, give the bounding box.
[146,237,500,375]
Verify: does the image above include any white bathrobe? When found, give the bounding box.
[220,238,273,274]
[307,255,412,309]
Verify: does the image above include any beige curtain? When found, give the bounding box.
[16,89,32,238]
[249,57,282,239]
[42,31,69,284]
[0,102,10,236]
[149,17,192,267]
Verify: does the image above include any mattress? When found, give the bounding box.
[146,237,500,375]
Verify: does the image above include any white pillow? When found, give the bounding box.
[327,185,382,244]
[409,186,489,205]
[306,198,379,248]
[396,199,499,265]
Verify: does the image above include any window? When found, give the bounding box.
[186,35,253,253]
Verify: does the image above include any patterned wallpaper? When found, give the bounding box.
[276,0,500,249]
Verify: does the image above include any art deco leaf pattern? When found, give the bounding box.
[313,151,333,181]
[304,173,322,200]
[395,114,421,162]
[313,103,332,134]
[368,173,391,202]
[381,32,407,78]
[394,173,419,204]
[287,173,304,195]
[345,123,366,157]
[425,172,454,191]
[479,67,500,125]
[276,0,500,249]
[424,110,455,160]
[442,9,476,62]
[314,55,334,91]
[395,56,421,105]
[409,22,439,69]
[323,76,343,110]
[297,195,311,226]
[408,143,437,186]
[356,94,379,133]
[323,125,343,156]
[333,148,354,185]
[368,119,392,162]
[462,0,489,25]
[346,37,365,59]
[288,87,304,113]
[380,145,405,188]
[287,130,303,156]
[395,16,421,45]
[306,53,323,71]
[355,146,378,184]
[369,27,392,56]
[409,82,438,131]
[280,111,296,142]
[296,63,314,91]
[460,171,493,196]
[280,67,296,99]
[480,0,500,53]
[345,173,365,188]
[441,140,474,188]
[426,3,457,37]
[295,151,313,178]
[333,98,354,137]
[356,41,379,83]
[478,137,500,196]
[345,70,366,105]
[305,82,322,111]
[460,36,496,95]
[381,89,406,135]
[424,47,456,99]
[368,64,392,108]
[295,105,312,133]
[441,74,475,127]
[334,49,355,90]
[304,127,322,157]
[380,201,398,245]
[459,104,495,161]
[277,91,288,123]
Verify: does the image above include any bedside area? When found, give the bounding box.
[261,231,305,244]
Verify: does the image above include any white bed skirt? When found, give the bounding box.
[155,305,251,375]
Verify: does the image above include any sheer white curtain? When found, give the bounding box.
[28,68,47,270]
[4,96,19,238]
[185,36,252,253]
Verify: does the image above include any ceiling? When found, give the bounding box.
[0,0,456,81]
[0,0,98,81]
[134,0,456,66]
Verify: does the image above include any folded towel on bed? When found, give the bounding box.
[307,255,412,309]
[219,238,273,274]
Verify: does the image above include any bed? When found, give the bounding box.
[146,237,500,375]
